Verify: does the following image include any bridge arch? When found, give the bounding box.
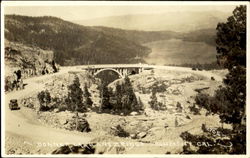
[94,68,123,78]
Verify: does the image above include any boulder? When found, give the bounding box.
[130,134,137,139]
[52,144,96,154]
[137,132,147,139]
[76,118,91,132]
[110,125,130,137]
[130,111,138,116]
[63,116,91,132]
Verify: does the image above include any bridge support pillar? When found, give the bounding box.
[121,69,123,76]
[124,69,128,76]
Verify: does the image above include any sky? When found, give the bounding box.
[4,4,238,21]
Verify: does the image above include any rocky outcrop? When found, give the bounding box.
[4,40,59,92]
[52,144,96,154]
[5,40,57,76]
[64,115,91,132]
[37,111,91,133]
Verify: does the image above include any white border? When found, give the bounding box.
[1,1,250,158]
[1,2,6,158]
[1,1,249,6]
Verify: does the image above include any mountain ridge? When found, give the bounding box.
[5,15,152,65]
[74,11,230,32]
[5,14,218,66]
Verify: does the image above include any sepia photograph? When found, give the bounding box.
[1,1,248,156]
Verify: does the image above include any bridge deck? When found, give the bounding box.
[80,64,154,69]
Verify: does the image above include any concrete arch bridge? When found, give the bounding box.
[81,64,154,78]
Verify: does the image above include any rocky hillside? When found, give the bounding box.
[5,15,151,66]
[6,66,227,154]
[5,40,56,78]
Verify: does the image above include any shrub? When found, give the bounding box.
[176,102,183,112]
[192,67,197,71]
[152,82,167,93]
[148,87,166,111]
[57,103,68,112]
[158,102,167,110]
[112,125,130,137]
[189,104,200,115]
[180,124,244,154]
[148,88,158,110]
[195,93,210,107]
[37,90,52,111]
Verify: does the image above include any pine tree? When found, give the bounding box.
[100,82,112,110]
[215,5,246,127]
[66,76,85,112]
[114,83,123,111]
[148,87,158,110]
[182,5,246,154]
[83,83,93,108]
[122,76,138,113]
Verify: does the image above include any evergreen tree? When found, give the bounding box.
[148,87,158,110]
[52,60,58,73]
[66,76,85,112]
[83,83,93,108]
[215,5,246,128]
[99,76,140,114]
[182,5,246,154]
[122,76,138,113]
[215,5,246,127]
[100,82,112,110]
[216,6,246,70]
[114,83,123,111]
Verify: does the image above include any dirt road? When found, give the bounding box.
[4,67,92,155]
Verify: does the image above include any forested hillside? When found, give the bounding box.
[181,28,216,46]
[92,26,180,43]
[5,15,151,65]
[5,15,217,66]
